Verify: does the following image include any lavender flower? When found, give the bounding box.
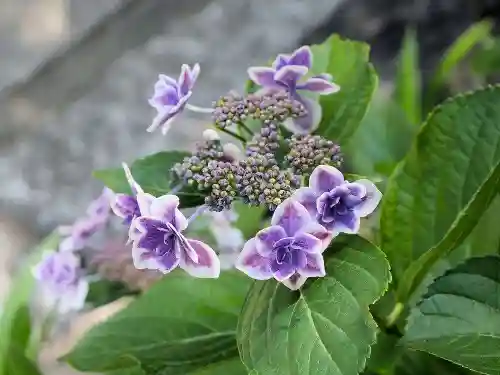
[248,46,339,134]
[236,198,330,290]
[59,188,112,252]
[293,165,382,235]
[148,63,200,135]
[110,163,155,239]
[32,251,88,314]
[131,195,220,277]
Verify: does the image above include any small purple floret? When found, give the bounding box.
[148,63,200,135]
[247,46,339,134]
[131,195,220,278]
[236,198,330,290]
[32,251,88,314]
[292,165,382,235]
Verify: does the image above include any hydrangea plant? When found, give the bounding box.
[3,30,500,375]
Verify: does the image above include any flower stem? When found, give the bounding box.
[188,205,208,224]
[218,127,247,143]
[238,121,254,136]
[186,103,214,114]
[385,302,404,327]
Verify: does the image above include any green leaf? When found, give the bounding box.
[380,86,500,303]
[313,35,378,143]
[3,344,42,375]
[404,256,500,375]
[93,151,191,196]
[237,235,391,375]
[395,27,421,125]
[427,21,493,106]
[0,233,59,374]
[64,271,251,374]
[345,92,416,179]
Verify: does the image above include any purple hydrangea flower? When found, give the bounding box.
[110,163,155,240]
[148,63,200,135]
[248,46,339,134]
[32,251,88,314]
[292,165,382,235]
[236,198,330,290]
[131,195,220,278]
[59,188,112,252]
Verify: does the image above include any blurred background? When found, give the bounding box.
[1,0,499,373]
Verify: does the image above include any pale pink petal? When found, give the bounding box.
[297,78,340,94]
[354,179,382,217]
[255,225,287,256]
[281,273,307,290]
[271,198,312,237]
[247,67,281,88]
[299,252,326,277]
[235,238,273,280]
[309,165,345,194]
[291,187,318,217]
[180,239,220,278]
[149,195,183,224]
[274,65,308,85]
[289,46,313,68]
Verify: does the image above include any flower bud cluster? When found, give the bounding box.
[246,122,280,157]
[212,91,306,129]
[286,134,343,175]
[234,154,299,211]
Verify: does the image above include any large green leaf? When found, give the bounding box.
[404,256,500,375]
[93,151,191,195]
[64,271,251,374]
[237,235,391,375]
[93,151,204,208]
[313,35,378,142]
[395,28,421,125]
[380,86,500,303]
[426,21,493,109]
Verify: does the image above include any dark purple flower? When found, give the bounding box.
[110,163,154,240]
[131,195,220,278]
[148,63,200,135]
[236,198,330,290]
[247,46,340,134]
[32,251,88,313]
[292,165,382,235]
[59,188,112,252]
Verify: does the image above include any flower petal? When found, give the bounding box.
[288,46,313,68]
[255,225,287,256]
[310,165,345,194]
[283,96,322,134]
[132,244,179,274]
[158,73,177,87]
[235,238,273,280]
[274,65,308,87]
[298,252,326,278]
[149,195,188,230]
[57,279,89,314]
[297,77,340,94]
[178,64,199,96]
[272,198,312,237]
[353,179,382,217]
[293,232,321,254]
[281,273,308,290]
[299,221,333,252]
[291,187,318,217]
[272,54,290,70]
[334,212,361,235]
[247,67,280,88]
[122,162,143,195]
[180,239,220,278]
[136,192,155,216]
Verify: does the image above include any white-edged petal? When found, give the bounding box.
[180,239,220,278]
[354,179,383,217]
[235,238,273,280]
